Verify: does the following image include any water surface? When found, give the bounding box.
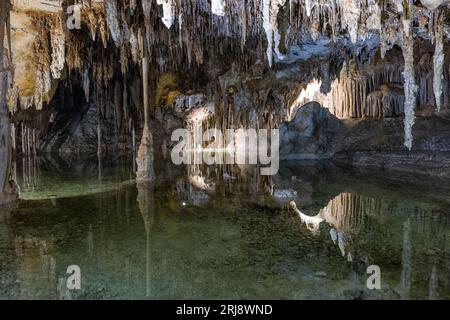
[1,157,449,299]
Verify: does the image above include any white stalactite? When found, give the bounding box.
[157,0,175,29]
[211,0,226,17]
[263,0,286,67]
[420,0,445,10]
[433,15,444,112]
[366,0,382,33]
[402,2,418,151]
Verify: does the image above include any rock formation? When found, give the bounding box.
[0,1,18,204]
[0,0,449,199]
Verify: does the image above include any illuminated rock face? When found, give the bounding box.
[279,102,340,160]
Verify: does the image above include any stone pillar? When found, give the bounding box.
[0,1,18,205]
[136,28,155,183]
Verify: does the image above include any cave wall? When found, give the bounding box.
[0,1,18,204]
[3,0,450,181]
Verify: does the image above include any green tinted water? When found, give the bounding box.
[1,158,449,299]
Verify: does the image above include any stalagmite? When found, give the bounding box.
[137,30,155,183]
[433,12,444,112]
[366,0,382,33]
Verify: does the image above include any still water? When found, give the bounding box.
[1,156,449,299]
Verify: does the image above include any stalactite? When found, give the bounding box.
[137,29,155,183]
[240,3,247,52]
[421,0,445,10]
[400,219,412,298]
[50,16,65,79]
[4,0,450,166]
[105,0,122,47]
[338,0,361,43]
[130,29,140,64]
[402,1,418,150]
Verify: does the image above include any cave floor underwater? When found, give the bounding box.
[0,156,449,300]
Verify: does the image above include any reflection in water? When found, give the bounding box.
[0,159,449,299]
[400,220,411,299]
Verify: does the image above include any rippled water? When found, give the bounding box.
[1,156,449,299]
